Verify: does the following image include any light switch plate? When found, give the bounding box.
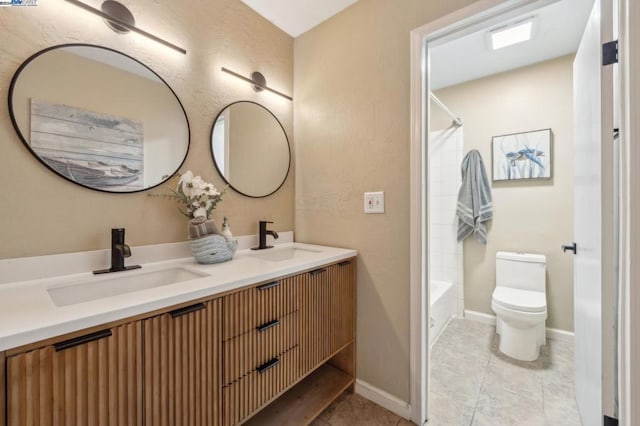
[364,191,385,214]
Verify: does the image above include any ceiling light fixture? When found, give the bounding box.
[221,67,293,101]
[489,18,534,50]
[64,0,187,55]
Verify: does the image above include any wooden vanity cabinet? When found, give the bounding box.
[2,256,356,426]
[6,322,143,426]
[143,300,221,426]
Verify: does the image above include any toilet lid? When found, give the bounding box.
[492,287,546,313]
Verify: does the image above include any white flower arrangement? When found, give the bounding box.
[152,171,225,219]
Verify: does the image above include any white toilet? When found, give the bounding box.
[491,251,547,361]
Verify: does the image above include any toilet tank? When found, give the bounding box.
[496,251,546,292]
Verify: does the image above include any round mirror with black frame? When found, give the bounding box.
[210,101,290,198]
[8,44,190,193]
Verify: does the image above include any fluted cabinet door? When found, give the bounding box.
[300,261,356,374]
[300,267,332,372]
[7,322,143,426]
[143,300,221,426]
[331,260,356,353]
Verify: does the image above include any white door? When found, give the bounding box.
[572,0,616,424]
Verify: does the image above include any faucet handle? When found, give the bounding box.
[120,244,132,257]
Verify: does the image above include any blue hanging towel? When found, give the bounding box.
[456,150,493,245]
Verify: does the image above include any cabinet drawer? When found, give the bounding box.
[222,311,298,386]
[222,277,298,340]
[222,346,299,425]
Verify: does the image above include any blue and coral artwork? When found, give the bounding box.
[492,129,552,181]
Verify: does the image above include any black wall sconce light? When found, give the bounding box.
[221,67,292,101]
[64,0,187,55]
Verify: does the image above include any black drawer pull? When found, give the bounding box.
[256,357,280,374]
[257,319,280,333]
[338,260,352,266]
[55,329,112,352]
[309,268,327,276]
[257,281,280,291]
[170,303,205,318]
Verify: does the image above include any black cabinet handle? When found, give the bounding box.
[55,329,112,352]
[257,319,280,333]
[338,260,352,267]
[170,303,205,318]
[257,281,280,291]
[309,268,327,276]
[256,357,280,374]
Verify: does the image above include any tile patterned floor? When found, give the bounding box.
[428,318,582,425]
[312,318,582,426]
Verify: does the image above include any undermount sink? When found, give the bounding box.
[248,246,321,262]
[48,266,209,307]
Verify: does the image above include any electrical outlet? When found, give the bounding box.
[364,191,385,214]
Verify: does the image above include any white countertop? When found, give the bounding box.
[0,241,357,352]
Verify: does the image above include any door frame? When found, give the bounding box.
[618,0,640,423]
[408,0,637,424]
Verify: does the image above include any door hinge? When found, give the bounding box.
[603,40,618,65]
[604,415,619,425]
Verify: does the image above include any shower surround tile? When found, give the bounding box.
[429,128,463,316]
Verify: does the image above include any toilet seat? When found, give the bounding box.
[492,287,546,313]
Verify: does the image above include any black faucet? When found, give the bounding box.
[252,221,279,250]
[94,228,141,274]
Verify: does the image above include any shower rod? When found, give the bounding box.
[430,92,463,127]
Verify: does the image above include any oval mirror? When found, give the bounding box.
[210,101,290,198]
[9,44,190,193]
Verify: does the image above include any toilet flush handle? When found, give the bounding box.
[561,242,577,254]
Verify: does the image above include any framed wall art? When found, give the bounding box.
[491,128,552,181]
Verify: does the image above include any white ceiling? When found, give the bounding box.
[240,0,359,37]
[430,0,593,90]
[242,0,593,90]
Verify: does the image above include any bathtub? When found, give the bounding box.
[429,280,457,345]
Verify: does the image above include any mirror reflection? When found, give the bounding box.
[9,44,190,193]
[211,101,290,198]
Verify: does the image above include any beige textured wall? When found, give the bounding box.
[0,0,293,259]
[432,55,575,331]
[294,0,477,402]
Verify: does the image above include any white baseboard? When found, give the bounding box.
[464,309,575,343]
[355,379,411,420]
[464,309,496,325]
[545,327,575,343]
